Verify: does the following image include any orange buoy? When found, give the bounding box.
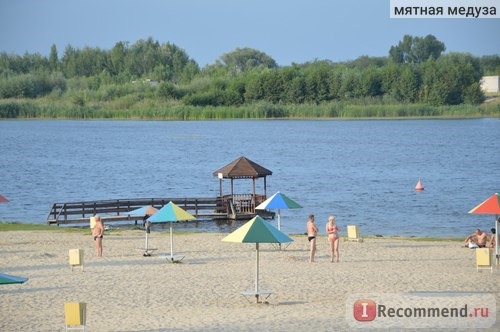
[415,179,424,191]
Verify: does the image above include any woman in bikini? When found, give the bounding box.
[326,215,340,262]
[92,215,104,257]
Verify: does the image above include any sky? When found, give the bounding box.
[0,0,499,67]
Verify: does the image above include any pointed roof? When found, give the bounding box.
[213,156,272,179]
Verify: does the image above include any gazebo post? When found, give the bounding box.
[252,178,256,207]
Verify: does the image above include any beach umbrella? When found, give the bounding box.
[0,273,28,285]
[126,205,158,217]
[468,193,500,265]
[0,195,9,203]
[222,215,293,303]
[256,191,302,231]
[147,201,195,262]
[125,205,159,256]
[256,191,301,249]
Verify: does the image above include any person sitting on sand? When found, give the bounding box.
[464,228,490,248]
[489,228,496,248]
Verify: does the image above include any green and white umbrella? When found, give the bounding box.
[222,215,293,302]
[0,273,28,285]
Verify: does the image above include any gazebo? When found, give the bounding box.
[213,156,272,218]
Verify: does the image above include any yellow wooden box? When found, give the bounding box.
[64,302,86,326]
[89,216,96,229]
[347,225,359,239]
[475,248,492,267]
[69,249,84,267]
[346,225,363,242]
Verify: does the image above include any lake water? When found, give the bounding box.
[0,118,499,237]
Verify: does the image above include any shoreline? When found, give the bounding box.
[0,222,465,241]
[0,230,497,331]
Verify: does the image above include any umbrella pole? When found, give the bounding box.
[170,222,174,261]
[255,242,259,303]
[278,209,282,250]
[277,209,281,231]
[496,216,499,266]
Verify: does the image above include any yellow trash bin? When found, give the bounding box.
[69,249,84,271]
[475,248,493,273]
[64,302,86,331]
[89,216,96,229]
[347,225,363,242]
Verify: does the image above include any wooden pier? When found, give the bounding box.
[46,156,276,226]
[46,196,274,226]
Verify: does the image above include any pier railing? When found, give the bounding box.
[47,195,274,226]
[46,197,226,225]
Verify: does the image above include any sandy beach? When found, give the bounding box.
[0,229,498,331]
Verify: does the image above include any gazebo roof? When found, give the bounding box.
[213,156,272,179]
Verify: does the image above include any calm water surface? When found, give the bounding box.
[0,119,499,237]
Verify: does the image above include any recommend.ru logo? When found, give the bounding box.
[346,293,496,329]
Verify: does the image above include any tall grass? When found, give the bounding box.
[0,98,497,120]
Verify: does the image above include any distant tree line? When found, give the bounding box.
[0,35,499,109]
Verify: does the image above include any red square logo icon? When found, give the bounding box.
[353,299,376,321]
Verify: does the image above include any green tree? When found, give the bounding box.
[302,61,334,103]
[382,64,419,102]
[479,55,500,75]
[224,78,245,105]
[280,66,305,104]
[49,44,59,72]
[389,34,445,64]
[359,66,382,98]
[243,71,266,102]
[217,47,277,74]
[125,38,160,78]
[109,41,127,76]
[419,54,483,105]
[61,45,78,77]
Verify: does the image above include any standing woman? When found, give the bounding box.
[92,215,104,257]
[326,215,340,262]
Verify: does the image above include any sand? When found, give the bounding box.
[0,230,498,331]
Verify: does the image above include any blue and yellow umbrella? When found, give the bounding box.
[223,216,293,302]
[148,201,196,262]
